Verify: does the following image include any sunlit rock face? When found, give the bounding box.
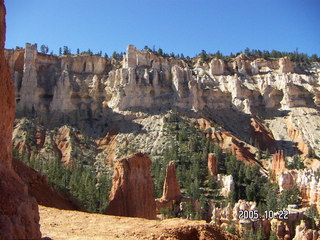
[161,161,181,201]
[8,44,320,119]
[105,152,156,219]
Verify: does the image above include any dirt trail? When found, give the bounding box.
[39,205,237,240]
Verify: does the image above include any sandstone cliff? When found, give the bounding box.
[105,152,156,219]
[0,1,41,238]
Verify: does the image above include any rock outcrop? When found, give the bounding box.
[287,117,310,157]
[250,118,277,153]
[161,161,181,201]
[155,161,182,214]
[271,150,286,176]
[217,174,235,198]
[12,158,81,211]
[0,1,41,238]
[278,169,320,211]
[279,57,294,74]
[293,220,320,240]
[208,153,218,177]
[54,126,72,165]
[105,152,156,219]
[197,118,258,165]
[209,58,225,75]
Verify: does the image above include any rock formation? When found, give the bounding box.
[271,219,290,239]
[287,117,310,157]
[208,153,218,177]
[155,161,182,214]
[161,161,181,201]
[250,117,277,153]
[0,0,41,238]
[105,152,156,219]
[197,118,258,165]
[12,158,81,211]
[271,150,286,176]
[217,174,235,198]
[279,57,294,74]
[293,220,320,240]
[54,126,72,165]
[5,43,319,124]
[278,169,320,212]
[5,40,320,159]
[209,58,225,75]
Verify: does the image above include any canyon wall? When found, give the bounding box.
[0,1,41,238]
[5,43,320,157]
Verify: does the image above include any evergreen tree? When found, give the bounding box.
[40,44,49,54]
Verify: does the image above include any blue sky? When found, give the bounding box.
[5,0,320,57]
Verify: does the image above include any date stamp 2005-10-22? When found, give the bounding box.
[238,210,289,220]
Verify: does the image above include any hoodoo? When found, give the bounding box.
[161,161,181,201]
[105,152,156,219]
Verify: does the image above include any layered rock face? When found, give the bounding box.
[161,161,181,201]
[105,152,156,219]
[6,44,320,119]
[5,42,320,159]
[0,1,41,238]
